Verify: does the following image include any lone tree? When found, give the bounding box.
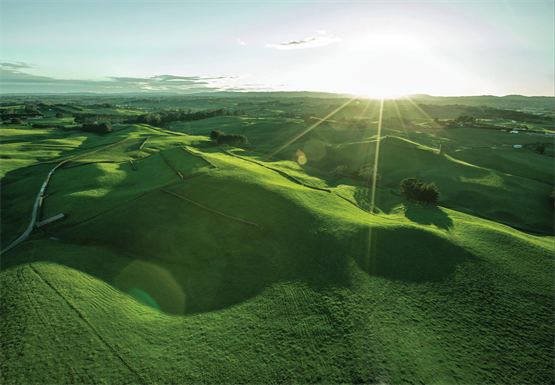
[358,164,381,186]
[535,145,546,154]
[400,178,440,204]
[55,112,64,119]
[331,165,348,177]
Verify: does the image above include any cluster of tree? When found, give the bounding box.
[1,108,16,115]
[25,105,42,115]
[74,113,123,123]
[400,178,440,204]
[130,108,248,127]
[81,122,113,134]
[535,145,546,154]
[52,103,83,112]
[210,130,249,147]
[4,118,23,124]
[55,112,64,119]
[420,104,554,124]
[88,103,115,109]
[331,164,381,186]
[454,115,476,124]
[32,123,68,130]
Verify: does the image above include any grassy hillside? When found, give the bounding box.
[1,119,553,384]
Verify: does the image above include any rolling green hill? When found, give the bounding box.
[1,117,553,384]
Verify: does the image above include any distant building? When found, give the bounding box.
[513,145,522,149]
[509,130,519,134]
[36,213,65,228]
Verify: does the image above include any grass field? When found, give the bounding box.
[1,106,554,384]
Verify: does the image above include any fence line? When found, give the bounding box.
[180,146,217,168]
[219,148,332,193]
[159,152,184,180]
[139,137,150,150]
[160,189,259,228]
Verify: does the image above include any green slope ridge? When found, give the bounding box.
[2,120,554,384]
[2,138,553,384]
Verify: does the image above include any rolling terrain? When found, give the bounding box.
[1,98,554,384]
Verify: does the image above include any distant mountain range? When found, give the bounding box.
[2,91,553,109]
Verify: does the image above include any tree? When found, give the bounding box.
[331,165,348,177]
[535,145,546,154]
[400,178,440,204]
[400,178,421,201]
[210,130,224,141]
[358,164,381,186]
[81,122,112,134]
[215,132,249,147]
[8,118,23,125]
[2,108,15,115]
[55,112,64,119]
[418,182,440,204]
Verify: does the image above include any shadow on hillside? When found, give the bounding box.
[348,224,472,283]
[403,203,454,230]
[1,182,353,317]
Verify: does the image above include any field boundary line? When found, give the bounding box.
[48,177,198,231]
[219,148,332,193]
[160,188,259,228]
[63,160,118,169]
[28,263,147,385]
[139,124,188,137]
[159,152,184,180]
[53,189,159,230]
[138,136,149,150]
[382,141,438,155]
[180,145,217,168]
[1,139,131,256]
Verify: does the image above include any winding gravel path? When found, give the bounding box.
[0,161,67,256]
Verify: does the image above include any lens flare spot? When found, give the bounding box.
[295,150,308,165]
[115,260,186,314]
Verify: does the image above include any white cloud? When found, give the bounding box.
[0,69,268,94]
[0,61,34,70]
[237,38,246,46]
[266,35,341,50]
[316,30,326,35]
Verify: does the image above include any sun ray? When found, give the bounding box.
[268,96,357,159]
[391,98,410,137]
[364,97,384,273]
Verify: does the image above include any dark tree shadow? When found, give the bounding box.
[348,224,473,283]
[403,202,454,230]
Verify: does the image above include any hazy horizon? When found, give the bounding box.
[1,0,554,97]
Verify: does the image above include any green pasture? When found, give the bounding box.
[1,112,554,384]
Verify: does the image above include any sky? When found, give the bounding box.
[1,0,554,96]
